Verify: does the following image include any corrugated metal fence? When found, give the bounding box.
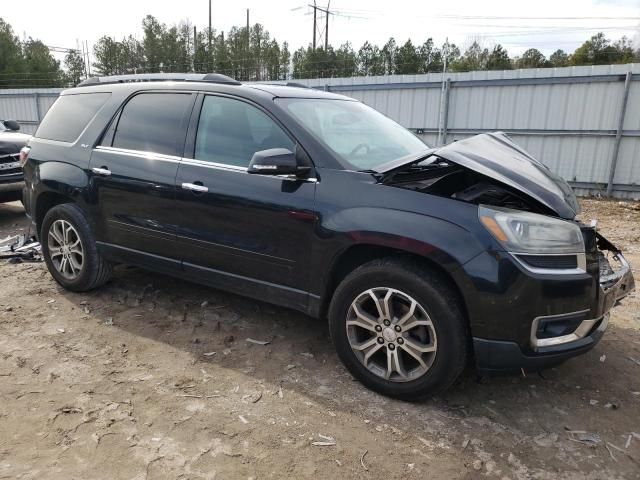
[1,64,638,198]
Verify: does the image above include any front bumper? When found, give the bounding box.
[0,180,24,193]
[472,249,634,375]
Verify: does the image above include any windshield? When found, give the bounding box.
[276,98,429,170]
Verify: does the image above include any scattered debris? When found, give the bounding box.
[627,357,640,367]
[566,430,601,446]
[600,354,607,362]
[360,450,369,470]
[286,364,296,370]
[57,328,65,333]
[203,351,216,357]
[604,402,619,410]
[534,432,558,447]
[201,301,208,307]
[462,438,470,449]
[238,415,249,424]
[589,399,599,406]
[312,441,336,446]
[300,352,314,359]
[104,317,114,326]
[625,435,632,449]
[605,443,617,462]
[246,337,271,346]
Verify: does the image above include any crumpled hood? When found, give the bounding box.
[376,132,579,219]
[434,133,579,219]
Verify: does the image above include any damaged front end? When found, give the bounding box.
[378,132,635,373]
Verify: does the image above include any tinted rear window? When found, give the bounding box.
[36,93,110,142]
[110,93,193,157]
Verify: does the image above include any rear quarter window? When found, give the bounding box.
[109,92,194,157]
[35,92,111,143]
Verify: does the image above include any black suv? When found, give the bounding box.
[22,73,634,399]
[0,119,30,203]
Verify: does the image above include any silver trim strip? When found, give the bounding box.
[530,309,607,349]
[94,147,318,183]
[95,146,182,163]
[512,252,586,275]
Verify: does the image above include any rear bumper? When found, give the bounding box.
[473,251,634,375]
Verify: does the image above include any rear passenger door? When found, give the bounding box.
[175,94,317,309]
[89,91,195,269]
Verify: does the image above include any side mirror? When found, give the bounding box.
[3,120,20,131]
[247,148,310,176]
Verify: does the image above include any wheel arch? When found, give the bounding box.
[317,243,471,326]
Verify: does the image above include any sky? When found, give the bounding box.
[2,0,640,62]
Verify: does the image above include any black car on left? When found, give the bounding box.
[0,119,30,203]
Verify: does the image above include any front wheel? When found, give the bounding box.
[328,258,468,400]
[41,203,112,291]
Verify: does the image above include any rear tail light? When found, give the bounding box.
[19,146,30,167]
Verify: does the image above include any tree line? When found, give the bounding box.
[0,15,638,88]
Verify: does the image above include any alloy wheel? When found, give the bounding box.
[346,287,437,382]
[48,219,84,280]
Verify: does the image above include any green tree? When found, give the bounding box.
[381,38,397,74]
[23,39,63,86]
[486,44,512,70]
[451,41,488,71]
[549,49,569,67]
[64,49,86,85]
[516,48,548,69]
[0,18,26,87]
[395,39,420,74]
[357,41,384,76]
[570,32,621,65]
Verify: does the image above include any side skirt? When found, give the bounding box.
[96,241,318,317]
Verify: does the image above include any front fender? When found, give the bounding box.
[322,207,486,271]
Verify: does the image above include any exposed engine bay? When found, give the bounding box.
[383,157,551,214]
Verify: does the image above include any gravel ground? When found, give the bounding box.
[0,198,639,480]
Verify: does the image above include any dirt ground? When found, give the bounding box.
[0,198,639,480]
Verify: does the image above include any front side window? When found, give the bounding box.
[111,93,193,157]
[276,98,428,171]
[195,95,294,167]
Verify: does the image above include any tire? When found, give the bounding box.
[41,203,112,291]
[328,257,468,401]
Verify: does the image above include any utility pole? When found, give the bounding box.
[85,40,91,76]
[309,2,332,50]
[208,0,212,53]
[312,1,317,50]
[325,0,330,50]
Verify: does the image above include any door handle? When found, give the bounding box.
[92,167,112,176]
[181,182,209,193]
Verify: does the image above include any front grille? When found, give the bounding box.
[517,254,578,269]
[0,153,21,176]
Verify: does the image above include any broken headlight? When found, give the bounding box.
[479,205,584,255]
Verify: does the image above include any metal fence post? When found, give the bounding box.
[606,71,632,196]
[34,92,42,125]
[442,78,451,145]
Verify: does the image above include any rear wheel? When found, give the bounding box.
[328,258,468,400]
[41,203,112,291]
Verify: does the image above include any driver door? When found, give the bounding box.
[175,94,317,309]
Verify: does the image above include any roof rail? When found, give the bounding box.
[284,82,309,89]
[77,73,241,87]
